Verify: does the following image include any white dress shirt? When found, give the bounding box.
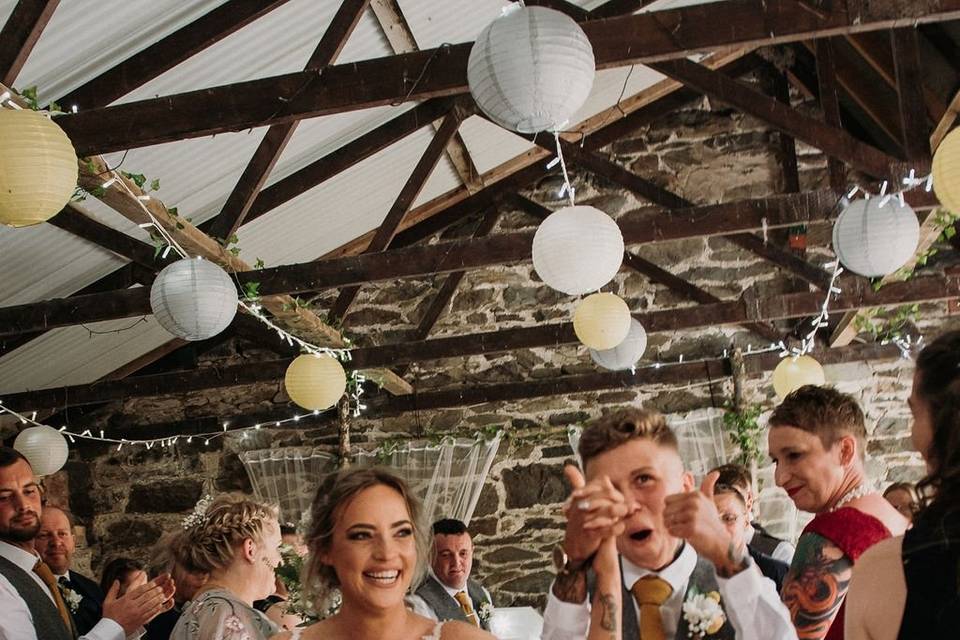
[541,543,797,640]
[745,525,796,565]
[406,569,492,621]
[0,540,126,640]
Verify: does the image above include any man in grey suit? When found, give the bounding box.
[407,519,493,629]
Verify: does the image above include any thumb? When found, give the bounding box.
[563,462,586,491]
[105,579,120,603]
[700,470,719,498]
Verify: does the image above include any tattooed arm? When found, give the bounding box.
[589,537,621,640]
[781,532,853,640]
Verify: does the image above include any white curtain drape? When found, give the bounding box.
[239,447,339,526]
[353,433,502,526]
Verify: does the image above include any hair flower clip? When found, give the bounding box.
[182,494,214,530]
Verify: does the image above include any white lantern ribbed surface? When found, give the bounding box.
[590,318,647,371]
[150,257,238,341]
[772,355,825,399]
[0,110,79,228]
[285,354,347,411]
[574,292,632,350]
[832,197,920,277]
[532,205,624,295]
[14,426,69,476]
[933,127,960,214]
[468,6,595,133]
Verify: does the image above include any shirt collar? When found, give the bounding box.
[429,568,467,598]
[0,540,40,573]
[620,542,697,595]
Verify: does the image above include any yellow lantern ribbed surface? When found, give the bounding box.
[772,355,826,399]
[0,110,78,227]
[934,127,960,214]
[573,292,631,350]
[284,354,347,411]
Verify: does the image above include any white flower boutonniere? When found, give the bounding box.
[477,601,494,626]
[61,586,83,614]
[681,590,725,638]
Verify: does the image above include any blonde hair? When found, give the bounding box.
[302,467,428,606]
[172,493,277,574]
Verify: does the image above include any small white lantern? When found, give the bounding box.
[574,292,631,350]
[832,197,920,277]
[532,205,624,295]
[772,355,825,399]
[285,354,347,411]
[150,257,238,341]
[14,426,69,476]
[590,318,647,371]
[468,5,595,134]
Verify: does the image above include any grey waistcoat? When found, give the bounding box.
[0,554,74,640]
[414,575,492,630]
[589,555,737,640]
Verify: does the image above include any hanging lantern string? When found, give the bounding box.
[547,130,576,207]
[237,300,351,361]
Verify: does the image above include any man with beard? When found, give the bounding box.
[0,447,174,640]
[35,506,104,635]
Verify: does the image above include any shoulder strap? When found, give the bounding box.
[803,508,892,560]
[0,554,73,640]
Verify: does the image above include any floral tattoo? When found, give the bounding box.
[781,532,852,640]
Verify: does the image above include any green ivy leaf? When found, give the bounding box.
[168,207,179,217]
[121,172,147,189]
[228,247,241,257]
[254,257,265,270]
[150,178,161,192]
[242,282,261,299]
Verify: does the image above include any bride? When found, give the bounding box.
[277,467,621,640]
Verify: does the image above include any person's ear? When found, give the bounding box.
[837,434,858,466]
[242,538,257,563]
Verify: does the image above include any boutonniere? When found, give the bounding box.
[60,585,83,613]
[477,601,494,625]
[681,589,725,638]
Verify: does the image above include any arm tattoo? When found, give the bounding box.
[781,532,853,640]
[598,592,617,633]
[715,541,751,578]
[552,569,588,603]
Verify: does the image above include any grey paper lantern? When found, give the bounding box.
[832,197,920,277]
[150,257,238,340]
[468,6,595,134]
[14,426,68,476]
[590,319,647,370]
[532,205,624,295]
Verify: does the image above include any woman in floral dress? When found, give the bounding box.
[170,493,283,640]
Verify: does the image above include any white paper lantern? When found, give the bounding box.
[468,6,595,134]
[284,354,347,411]
[574,292,631,350]
[590,318,647,370]
[772,355,825,399]
[532,205,624,295]
[14,426,69,476]
[150,257,238,340]
[832,197,920,277]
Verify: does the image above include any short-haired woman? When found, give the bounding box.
[880,483,920,523]
[845,330,960,639]
[276,467,622,640]
[768,385,908,640]
[170,493,282,640]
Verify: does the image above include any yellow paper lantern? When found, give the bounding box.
[772,355,825,398]
[933,127,960,214]
[284,354,347,411]
[573,292,631,350]
[0,110,78,227]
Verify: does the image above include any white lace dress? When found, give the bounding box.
[288,622,446,640]
[171,588,279,640]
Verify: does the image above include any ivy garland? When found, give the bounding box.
[722,403,765,467]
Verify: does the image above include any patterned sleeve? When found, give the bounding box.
[191,597,264,640]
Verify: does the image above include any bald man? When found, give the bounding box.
[35,506,105,636]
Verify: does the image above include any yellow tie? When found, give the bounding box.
[454,590,480,627]
[33,560,76,638]
[631,576,672,640]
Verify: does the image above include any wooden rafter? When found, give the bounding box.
[55,0,293,109]
[770,68,801,193]
[0,0,59,86]
[47,205,171,270]
[891,27,931,163]
[523,0,590,21]
[53,0,960,155]
[327,106,470,323]
[589,0,651,19]
[6,274,953,412]
[369,0,482,191]
[206,0,371,241]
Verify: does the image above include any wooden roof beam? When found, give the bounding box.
[0,0,59,86]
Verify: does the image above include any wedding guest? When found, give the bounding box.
[35,505,105,635]
[170,493,282,640]
[254,524,307,631]
[100,558,147,597]
[277,467,623,640]
[846,330,960,639]
[710,463,796,564]
[0,446,174,640]
[407,518,494,628]
[880,483,919,523]
[710,480,790,591]
[769,386,908,640]
[544,407,797,640]
[144,537,208,640]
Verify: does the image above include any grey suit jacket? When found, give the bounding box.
[413,575,492,630]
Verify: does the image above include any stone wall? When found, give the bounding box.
[46,72,955,608]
